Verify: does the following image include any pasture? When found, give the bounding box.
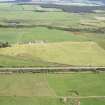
[0,97,105,105]
[0,3,105,49]
[0,3,105,47]
[0,73,105,105]
[0,3,105,105]
[0,55,62,67]
[0,27,88,43]
[0,42,105,66]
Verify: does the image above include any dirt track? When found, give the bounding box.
[0,66,105,73]
[58,96,105,99]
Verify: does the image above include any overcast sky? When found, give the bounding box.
[0,0,104,3]
[0,0,15,1]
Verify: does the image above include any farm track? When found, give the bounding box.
[57,96,105,99]
[0,66,105,73]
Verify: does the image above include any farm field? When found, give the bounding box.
[0,73,105,105]
[0,27,89,43]
[0,97,105,105]
[0,42,105,67]
[0,4,105,48]
[47,73,105,96]
[0,55,64,67]
[0,27,105,43]
[0,3,105,105]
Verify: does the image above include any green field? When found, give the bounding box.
[0,42,105,67]
[47,73,105,96]
[0,97,105,105]
[0,27,89,43]
[0,3,105,105]
[0,3,105,47]
[0,55,64,67]
[0,73,105,105]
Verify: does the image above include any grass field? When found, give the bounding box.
[0,4,105,49]
[0,73,105,105]
[0,55,64,67]
[0,97,63,105]
[0,27,89,43]
[0,4,104,66]
[0,3,105,105]
[0,42,105,66]
[0,3,105,46]
[0,97,105,105]
[0,73,105,96]
[0,74,56,96]
[47,73,105,96]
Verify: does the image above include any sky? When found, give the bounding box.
[0,0,15,1]
[0,0,104,4]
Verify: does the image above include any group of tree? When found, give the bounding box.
[0,42,11,48]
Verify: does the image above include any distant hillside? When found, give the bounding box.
[60,0,105,6]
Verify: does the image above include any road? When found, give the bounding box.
[0,66,105,73]
[58,96,105,99]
